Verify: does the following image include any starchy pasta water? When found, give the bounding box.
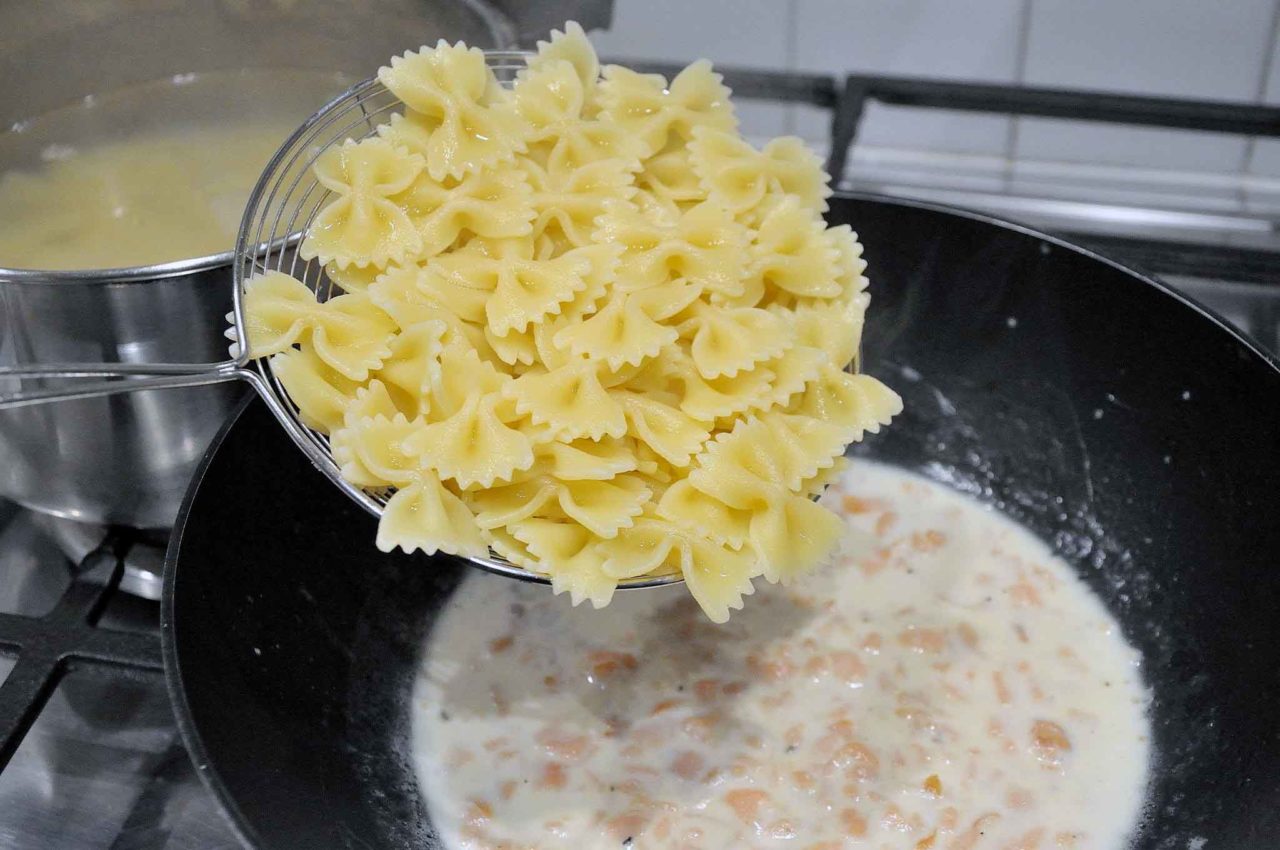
[242,23,903,620]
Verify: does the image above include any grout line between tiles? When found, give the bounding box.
[783,0,800,136]
[1005,0,1036,190]
[1242,0,1280,186]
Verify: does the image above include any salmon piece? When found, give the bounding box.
[923,774,942,796]
[875,511,898,537]
[1006,787,1034,808]
[833,741,880,779]
[499,780,517,801]
[950,814,1001,850]
[807,843,843,850]
[911,530,947,552]
[841,495,879,514]
[827,718,855,739]
[1031,719,1072,763]
[1009,581,1043,607]
[956,622,980,648]
[1004,827,1046,849]
[538,761,567,790]
[464,798,493,826]
[694,679,721,702]
[917,832,938,849]
[446,747,474,768]
[724,788,770,824]
[604,812,648,842]
[791,770,816,791]
[672,751,703,780]
[682,712,719,742]
[831,651,868,683]
[723,681,747,695]
[589,650,639,680]
[489,635,514,654]
[535,728,592,761]
[543,675,558,690]
[650,698,681,716]
[862,632,883,653]
[840,808,869,836]
[898,627,948,653]
[993,671,1013,704]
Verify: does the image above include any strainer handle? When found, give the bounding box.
[0,361,258,409]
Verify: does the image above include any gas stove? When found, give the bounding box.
[0,503,238,848]
[1,65,1277,850]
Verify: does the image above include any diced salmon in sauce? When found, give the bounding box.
[412,462,1151,849]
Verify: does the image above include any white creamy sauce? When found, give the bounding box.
[411,462,1151,849]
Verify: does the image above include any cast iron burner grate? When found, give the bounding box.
[0,528,164,771]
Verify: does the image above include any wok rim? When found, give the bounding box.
[160,189,1280,849]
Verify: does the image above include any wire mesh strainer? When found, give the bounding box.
[0,51,858,589]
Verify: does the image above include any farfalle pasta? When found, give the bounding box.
[243,23,902,622]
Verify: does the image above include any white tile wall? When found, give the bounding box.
[591,0,1280,176]
[792,0,1026,155]
[1015,0,1276,172]
[588,0,792,138]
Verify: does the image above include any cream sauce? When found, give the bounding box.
[411,461,1151,849]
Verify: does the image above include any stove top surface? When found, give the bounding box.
[0,502,239,849]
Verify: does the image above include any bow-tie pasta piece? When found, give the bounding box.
[376,473,489,558]
[536,436,639,481]
[521,155,639,248]
[469,474,648,540]
[402,390,535,489]
[656,479,751,550]
[595,200,748,296]
[333,411,425,489]
[757,410,851,491]
[329,381,410,488]
[526,21,600,102]
[426,338,512,422]
[755,344,827,412]
[390,168,534,259]
[300,138,425,270]
[269,345,360,434]
[306,292,398,382]
[638,146,705,207]
[504,360,627,441]
[680,302,792,379]
[552,291,677,370]
[243,271,396,381]
[324,261,388,294]
[486,323,539,367]
[688,127,831,220]
[787,365,903,444]
[598,60,737,157]
[378,41,528,181]
[784,291,868,371]
[662,346,778,422]
[243,271,320,357]
[747,198,842,305]
[373,319,448,415]
[513,519,619,608]
[613,391,710,467]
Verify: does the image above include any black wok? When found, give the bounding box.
[163,193,1280,849]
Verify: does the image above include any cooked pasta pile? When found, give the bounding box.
[242,23,902,621]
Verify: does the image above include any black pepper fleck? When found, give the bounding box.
[439,710,450,721]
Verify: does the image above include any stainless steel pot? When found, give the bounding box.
[0,0,512,529]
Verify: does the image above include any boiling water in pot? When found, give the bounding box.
[0,68,353,270]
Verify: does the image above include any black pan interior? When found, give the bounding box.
[163,193,1280,849]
